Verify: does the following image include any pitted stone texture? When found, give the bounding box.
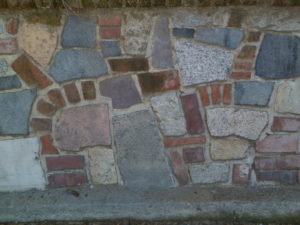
[175,39,234,86]
[207,107,268,140]
[195,28,244,49]
[0,137,45,191]
[49,49,108,82]
[55,104,111,151]
[100,40,122,57]
[0,75,21,90]
[0,89,36,135]
[210,138,249,160]
[256,33,300,79]
[234,81,274,106]
[62,15,96,48]
[88,147,118,185]
[19,23,57,67]
[0,58,8,76]
[151,92,186,136]
[113,110,173,187]
[189,163,229,184]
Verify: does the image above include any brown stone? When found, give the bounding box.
[164,136,206,148]
[64,83,81,103]
[182,147,205,163]
[40,135,58,155]
[230,71,251,79]
[81,81,96,100]
[46,155,85,171]
[223,83,232,105]
[6,18,18,35]
[36,99,56,117]
[109,58,149,72]
[31,118,52,132]
[47,89,65,108]
[98,13,122,26]
[247,31,261,42]
[211,83,221,105]
[198,85,210,106]
[256,134,299,153]
[237,45,257,59]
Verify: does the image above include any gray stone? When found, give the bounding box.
[234,81,274,106]
[0,75,21,90]
[206,107,268,140]
[195,28,244,49]
[49,49,108,82]
[100,40,122,57]
[0,59,8,76]
[151,17,174,69]
[175,39,234,86]
[151,92,186,137]
[0,89,36,135]
[189,163,229,184]
[256,33,300,79]
[113,110,173,187]
[61,15,96,48]
[172,28,195,38]
[0,20,4,33]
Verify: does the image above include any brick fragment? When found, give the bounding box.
[211,83,221,105]
[182,147,205,163]
[198,85,210,106]
[37,99,56,117]
[256,134,298,153]
[237,45,257,59]
[64,83,81,103]
[47,89,65,108]
[164,136,206,148]
[109,58,149,72]
[46,155,85,171]
[6,18,18,35]
[98,13,122,26]
[0,38,17,54]
[99,27,121,39]
[230,71,251,79]
[40,135,58,155]
[223,83,232,105]
[81,81,96,100]
[170,151,189,186]
[232,164,251,184]
[271,117,300,132]
[31,118,52,132]
[48,172,87,188]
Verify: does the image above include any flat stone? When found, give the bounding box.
[151,92,186,136]
[113,110,173,187]
[172,28,195,38]
[234,81,274,106]
[55,104,111,151]
[61,15,96,48]
[195,28,244,49]
[100,40,122,57]
[189,163,229,184]
[175,39,234,86]
[19,23,57,67]
[0,89,36,135]
[257,134,298,153]
[210,138,249,160]
[0,137,45,191]
[0,75,21,90]
[49,49,108,82]
[256,33,300,79]
[0,58,8,76]
[88,147,118,185]
[206,107,268,140]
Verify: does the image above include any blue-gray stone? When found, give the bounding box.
[173,28,195,38]
[256,33,300,79]
[195,28,244,49]
[234,81,274,106]
[61,15,96,48]
[100,40,122,57]
[49,49,108,82]
[0,89,36,135]
[0,75,22,90]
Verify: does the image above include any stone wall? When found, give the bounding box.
[0,6,300,192]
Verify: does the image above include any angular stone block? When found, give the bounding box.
[0,75,21,90]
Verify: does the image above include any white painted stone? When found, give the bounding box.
[0,137,46,192]
[151,92,186,136]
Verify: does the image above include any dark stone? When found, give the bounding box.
[100,40,122,57]
[172,28,195,38]
[0,75,21,90]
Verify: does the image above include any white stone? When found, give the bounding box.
[151,92,186,136]
[0,137,46,192]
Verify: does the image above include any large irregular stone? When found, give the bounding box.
[49,49,108,82]
[55,104,111,151]
[151,92,186,136]
[19,23,57,67]
[195,28,244,49]
[234,81,274,106]
[0,137,45,191]
[113,110,173,187]
[0,89,36,135]
[175,39,234,86]
[256,33,300,79]
[0,75,21,90]
[61,15,96,48]
[206,107,268,140]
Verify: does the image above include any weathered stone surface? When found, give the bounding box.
[256,134,298,153]
[113,110,173,187]
[88,147,118,185]
[256,33,300,79]
[49,49,108,82]
[100,40,122,57]
[234,81,274,106]
[0,75,21,90]
[0,89,36,135]
[100,76,141,109]
[206,107,268,140]
[172,28,194,38]
[195,28,244,49]
[108,58,148,72]
[62,15,96,48]
[272,117,300,132]
[55,104,111,151]
[189,163,229,184]
[19,23,57,67]
[0,58,8,76]
[0,137,45,191]
[151,92,186,136]
[210,138,249,160]
[175,39,234,86]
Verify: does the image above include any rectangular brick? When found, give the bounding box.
[197,85,210,106]
[109,58,149,72]
[64,83,81,103]
[6,18,18,35]
[230,71,251,79]
[256,134,298,153]
[0,38,17,54]
[47,89,65,108]
[276,156,300,170]
[247,31,261,42]
[41,135,58,155]
[211,83,221,105]
[170,151,189,186]
[46,155,85,171]
[223,83,232,105]
[48,172,87,188]
[99,27,121,39]
[237,45,257,59]
[98,13,122,26]
[232,164,251,184]
[254,157,275,170]
[30,118,52,132]
[164,136,206,148]
[256,170,297,184]
[234,61,253,70]
[271,117,300,132]
[182,147,204,163]
[81,81,96,100]
[36,99,56,117]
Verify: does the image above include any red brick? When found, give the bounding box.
[6,18,18,35]
[271,117,300,132]
[256,170,274,181]
[197,85,210,106]
[64,83,81,103]
[230,71,251,79]
[256,134,298,153]
[48,172,87,188]
[30,118,52,132]
[81,81,96,100]
[0,38,17,54]
[182,147,204,163]
[276,156,300,170]
[98,13,122,26]
[256,170,297,184]
[109,58,149,72]
[211,83,221,105]
[47,89,66,108]
[223,83,232,105]
[180,93,204,134]
[12,54,52,89]
[138,70,180,93]
[99,27,121,39]
[37,99,56,117]
[233,61,253,70]
[232,164,251,184]
[247,31,261,42]
[46,155,85,171]
[164,136,206,148]
[237,45,257,59]
[40,135,58,155]
[254,157,275,170]
[170,151,189,186]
